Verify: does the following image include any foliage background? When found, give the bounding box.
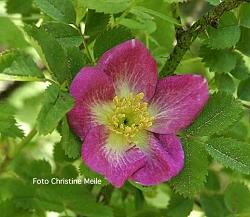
[0,0,250,217]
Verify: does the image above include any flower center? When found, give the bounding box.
[107,92,154,142]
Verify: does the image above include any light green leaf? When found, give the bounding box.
[84,0,130,14]
[170,139,208,197]
[224,183,250,214]
[237,78,250,101]
[94,27,133,59]
[59,117,81,159]
[41,22,83,48]
[204,12,240,49]
[239,3,250,28]
[0,17,28,49]
[0,102,24,138]
[200,46,237,73]
[36,84,74,135]
[0,50,43,81]
[206,137,250,174]
[237,27,250,57]
[166,193,193,217]
[24,25,70,84]
[72,0,87,25]
[34,0,76,23]
[185,93,243,137]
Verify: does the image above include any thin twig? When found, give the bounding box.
[159,0,250,77]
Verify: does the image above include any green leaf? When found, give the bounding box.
[94,27,133,59]
[166,193,193,217]
[41,22,83,48]
[200,195,230,217]
[6,0,33,15]
[236,27,250,57]
[0,200,33,217]
[185,93,243,137]
[24,25,70,83]
[230,54,250,80]
[239,3,250,28]
[0,102,24,138]
[207,0,221,5]
[204,12,240,49]
[53,143,75,163]
[200,46,237,73]
[0,17,28,49]
[237,78,250,101]
[224,183,250,214]
[0,50,43,81]
[170,139,208,197]
[205,137,250,174]
[59,117,81,159]
[36,84,74,135]
[65,46,87,81]
[79,163,108,186]
[72,0,87,25]
[133,6,179,25]
[205,170,220,191]
[85,10,110,42]
[84,0,130,14]
[215,74,235,94]
[34,0,76,23]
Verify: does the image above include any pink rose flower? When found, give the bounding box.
[68,39,209,187]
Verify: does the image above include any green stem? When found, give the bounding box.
[16,128,37,154]
[159,0,250,77]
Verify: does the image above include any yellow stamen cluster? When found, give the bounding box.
[107,92,154,142]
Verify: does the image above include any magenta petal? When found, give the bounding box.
[67,67,115,139]
[82,126,146,187]
[149,74,209,134]
[130,134,184,186]
[97,39,158,101]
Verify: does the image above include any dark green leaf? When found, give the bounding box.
[200,46,237,73]
[185,93,243,137]
[239,3,250,28]
[41,22,83,48]
[206,137,250,174]
[201,194,230,217]
[230,54,250,80]
[24,25,70,83]
[59,117,81,159]
[0,50,43,81]
[204,12,240,49]
[237,78,250,101]
[6,0,33,15]
[94,27,133,59]
[215,74,235,94]
[36,84,74,135]
[34,0,76,23]
[205,170,220,191]
[0,102,24,138]
[170,139,208,197]
[85,10,110,41]
[166,193,193,217]
[237,27,250,57]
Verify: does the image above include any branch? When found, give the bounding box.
[159,0,250,77]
